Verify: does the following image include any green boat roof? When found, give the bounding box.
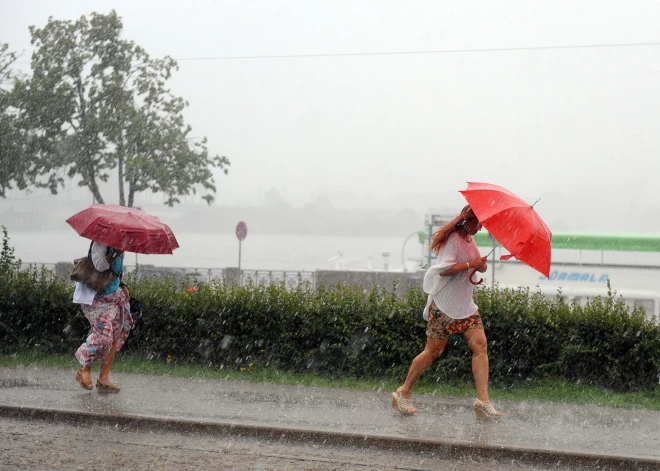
[474,232,660,252]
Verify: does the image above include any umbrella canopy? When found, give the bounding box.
[460,182,552,278]
[66,204,179,255]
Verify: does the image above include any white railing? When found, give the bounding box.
[19,262,57,272]
[241,269,316,289]
[19,262,315,288]
[124,266,227,284]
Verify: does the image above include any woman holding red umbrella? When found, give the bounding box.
[67,204,178,392]
[391,205,502,419]
[73,241,133,392]
[67,204,179,391]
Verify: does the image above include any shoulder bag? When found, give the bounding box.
[70,241,120,292]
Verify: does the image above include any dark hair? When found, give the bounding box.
[429,205,477,255]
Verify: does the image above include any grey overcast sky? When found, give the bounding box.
[2,0,660,231]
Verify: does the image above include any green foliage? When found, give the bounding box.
[479,285,567,382]
[0,227,83,351]
[477,284,660,391]
[1,263,659,392]
[0,43,32,197]
[7,10,229,206]
[0,225,21,272]
[0,267,83,353]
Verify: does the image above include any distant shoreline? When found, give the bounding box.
[1,204,425,238]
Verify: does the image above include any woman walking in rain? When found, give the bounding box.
[391,205,502,419]
[73,241,133,392]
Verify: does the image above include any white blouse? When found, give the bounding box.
[422,232,481,320]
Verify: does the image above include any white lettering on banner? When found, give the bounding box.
[540,271,609,282]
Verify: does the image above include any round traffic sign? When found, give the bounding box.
[235,221,248,241]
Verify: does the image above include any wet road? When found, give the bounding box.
[1,416,582,471]
[1,367,659,470]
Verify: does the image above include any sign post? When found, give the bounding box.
[489,232,496,286]
[235,221,248,286]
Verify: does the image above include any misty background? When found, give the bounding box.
[2,0,660,239]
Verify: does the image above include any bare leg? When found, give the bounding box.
[98,338,119,388]
[399,336,448,403]
[464,325,502,418]
[463,325,495,405]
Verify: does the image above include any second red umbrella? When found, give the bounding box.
[66,204,180,255]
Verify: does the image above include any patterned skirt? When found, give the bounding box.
[426,301,483,340]
[75,289,133,367]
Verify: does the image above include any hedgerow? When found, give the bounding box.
[1,228,658,392]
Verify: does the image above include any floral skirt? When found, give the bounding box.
[426,301,483,340]
[75,289,133,367]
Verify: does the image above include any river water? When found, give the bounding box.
[10,231,428,272]
[10,231,660,272]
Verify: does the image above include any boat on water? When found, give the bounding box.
[329,230,660,320]
[471,232,660,320]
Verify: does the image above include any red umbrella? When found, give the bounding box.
[66,204,179,255]
[460,182,552,278]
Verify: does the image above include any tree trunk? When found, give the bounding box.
[89,178,104,204]
[76,76,104,205]
[117,142,125,206]
[127,179,135,208]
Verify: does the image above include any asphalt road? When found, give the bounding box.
[2,366,659,470]
[2,416,573,471]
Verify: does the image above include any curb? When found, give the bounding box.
[2,404,659,471]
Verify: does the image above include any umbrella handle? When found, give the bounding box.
[469,268,484,285]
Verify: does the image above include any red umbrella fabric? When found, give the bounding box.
[460,182,552,278]
[66,204,179,255]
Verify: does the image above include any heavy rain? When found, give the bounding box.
[1,1,660,470]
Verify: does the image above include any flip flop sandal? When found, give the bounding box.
[75,369,93,390]
[391,388,416,414]
[96,380,121,393]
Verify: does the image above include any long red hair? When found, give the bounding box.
[429,205,476,255]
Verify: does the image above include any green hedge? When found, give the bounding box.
[126,274,427,376]
[1,261,659,392]
[0,267,86,352]
[0,229,658,392]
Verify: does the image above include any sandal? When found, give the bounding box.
[391,388,417,414]
[75,369,93,391]
[96,380,121,393]
[474,398,502,420]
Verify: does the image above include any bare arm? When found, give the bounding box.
[440,256,488,276]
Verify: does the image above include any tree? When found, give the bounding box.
[0,225,21,272]
[14,10,229,206]
[0,43,31,198]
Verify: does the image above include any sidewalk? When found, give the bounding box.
[1,366,659,470]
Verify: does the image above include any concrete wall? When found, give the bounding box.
[219,268,424,296]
